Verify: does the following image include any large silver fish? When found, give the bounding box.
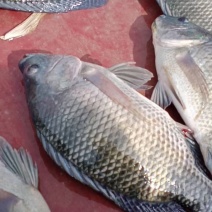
[20,53,212,211]
[156,0,212,32]
[0,136,50,212]
[151,15,212,175]
[0,0,108,13]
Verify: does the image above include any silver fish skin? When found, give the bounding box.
[151,15,212,175]
[0,0,108,13]
[0,136,50,212]
[19,53,212,212]
[156,0,212,33]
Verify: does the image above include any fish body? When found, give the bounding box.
[0,136,50,212]
[0,0,108,40]
[20,54,212,211]
[151,15,212,174]
[156,0,212,32]
[0,0,108,13]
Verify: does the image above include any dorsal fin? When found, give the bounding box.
[0,137,38,188]
[109,62,153,90]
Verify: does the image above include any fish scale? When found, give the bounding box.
[152,14,212,197]
[0,0,108,12]
[156,0,212,32]
[188,43,212,148]
[20,54,212,211]
[35,78,207,205]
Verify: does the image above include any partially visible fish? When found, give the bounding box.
[0,136,50,212]
[0,0,108,13]
[151,15,212,174]
[19,53,212,211]
[0,0,108,40]
[156,0,212,32]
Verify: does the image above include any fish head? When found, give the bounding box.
[152,15,211,47]
[19,54,82,99]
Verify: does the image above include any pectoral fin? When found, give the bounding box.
[0,137,38,188]
[176,50,209,119]
[0,13,46,41]
[151,81,172,109]
[109,62,153,90]
[81,65,145,120]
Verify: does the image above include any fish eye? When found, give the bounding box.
[27,64,39,75]
[178,17,187,23]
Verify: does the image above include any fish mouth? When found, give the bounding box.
[19,54,36,74]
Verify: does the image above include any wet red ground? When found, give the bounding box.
[0,1,172,211]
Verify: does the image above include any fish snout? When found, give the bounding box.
[19,54,40,76]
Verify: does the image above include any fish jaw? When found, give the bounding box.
[152,15,211,48]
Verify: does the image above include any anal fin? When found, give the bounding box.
[183,134,212,179]
[206,149,212,172]
[39,132,185,212]
[203,147,212,175]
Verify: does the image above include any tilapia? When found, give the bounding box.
[0,136,50,212]
[0,0,108,13]
[0,0,108,40]
[151,15,212,174]
[156,0,212,33]
[19,53,212,211]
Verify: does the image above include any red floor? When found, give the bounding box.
[0,1,163,211]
